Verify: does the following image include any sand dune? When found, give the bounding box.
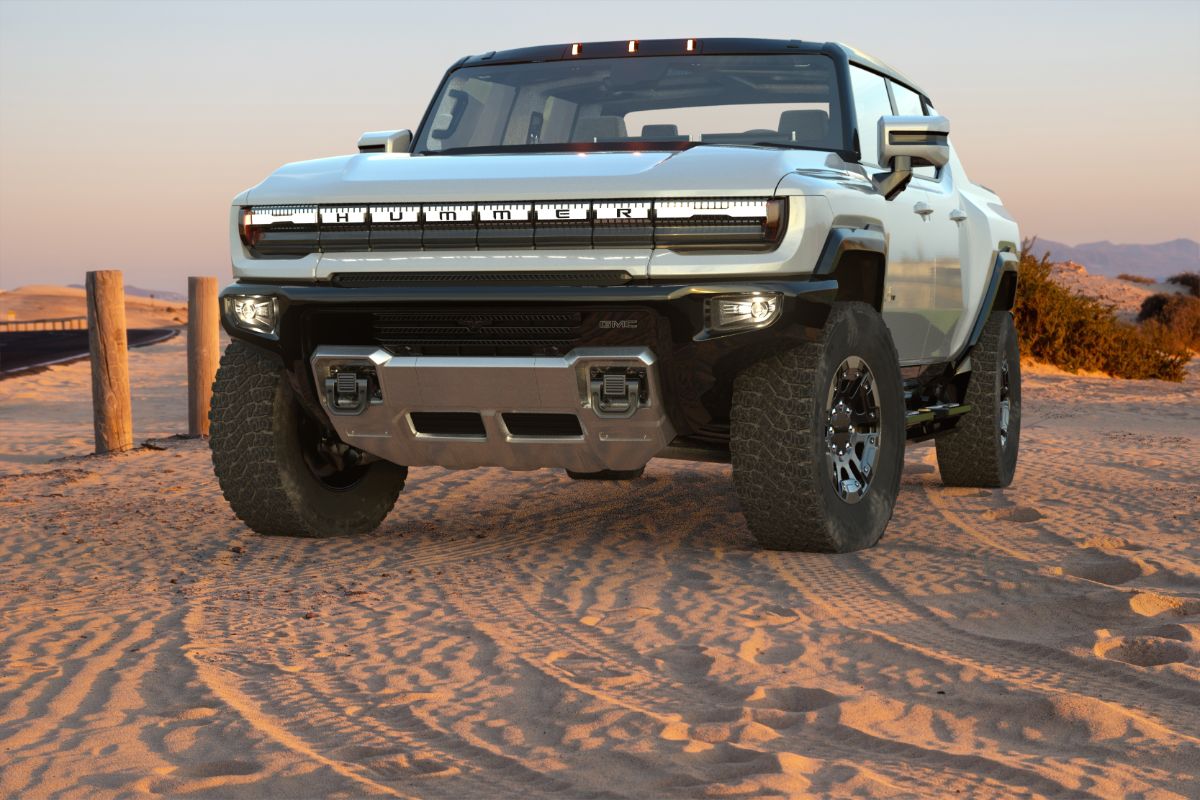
[0,284,187,329]
[1047,261,1191,324]
[0,351,1198,798]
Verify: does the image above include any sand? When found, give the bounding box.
[1047,263,1188,323]
[1,333,1198,797]
[0,335,194,467]
[0,285,187,329]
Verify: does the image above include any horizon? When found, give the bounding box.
[1,0,1198,292]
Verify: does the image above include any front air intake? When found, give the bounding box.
[502,413,584,438]
[409,412,486,438]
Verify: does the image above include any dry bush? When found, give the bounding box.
[1166,272,1200,298]
[1138,293,1200,352]
[1117,273,1156,285]
[1013,242,1189,381]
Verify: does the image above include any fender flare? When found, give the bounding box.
[812,227,888,309]
[964,246,1019,351]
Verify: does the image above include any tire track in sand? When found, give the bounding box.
[436,565,1071,799]
[180,576,583,799]
[767,550,1200,745]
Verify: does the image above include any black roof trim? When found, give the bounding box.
[458,38,927,99]
[461,38,812,66]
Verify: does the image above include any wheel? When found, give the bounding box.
[209,341,407,537]
[565,467,645,480]
[731,302,906,552]
[935,310,1021,487]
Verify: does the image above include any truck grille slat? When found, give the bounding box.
[372,309,583,355]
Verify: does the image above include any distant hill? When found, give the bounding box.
[1029,238,1198,280]
[68,283,187,302]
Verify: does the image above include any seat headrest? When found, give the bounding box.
[574,116,628,142]
[778,110,830,145]
[641,124,679,138]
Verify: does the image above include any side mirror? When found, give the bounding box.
[871,115,950,200]
[357,129,412,154]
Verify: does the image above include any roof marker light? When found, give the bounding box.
[571,43,581,56]
[627,39,638,53]
[686,38,696,52]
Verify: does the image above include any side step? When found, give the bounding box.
[905,402,971,441]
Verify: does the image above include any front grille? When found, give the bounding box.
[332,271,631,288]
[373,309,583,356]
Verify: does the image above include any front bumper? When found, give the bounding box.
[220,278,837,456]
[310,346,671,471]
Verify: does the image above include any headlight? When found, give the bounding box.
[223,295,278,336]
[706,292,782,334]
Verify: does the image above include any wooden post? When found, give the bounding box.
[187,276,220,436]
[86,270,133,454]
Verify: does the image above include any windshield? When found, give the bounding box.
[414,54,845,155]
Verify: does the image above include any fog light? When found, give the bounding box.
[708,292,781,334]
[224,295,278,335]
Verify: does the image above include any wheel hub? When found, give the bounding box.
[824,356,882,504]
[297,412,369,491]
[999,357,1011,449]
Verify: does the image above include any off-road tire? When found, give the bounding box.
[565,467,645,480]
[731,302,905,552]
[209,341,407,537]
[935,310,1021,487]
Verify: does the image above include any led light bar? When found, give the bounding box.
[248,205,317,226]
[594,201,651,220]
[478,203,532,222]
[653,199,770,219]
[369,204,420,224]
[319,206,367,224]
[239,197,784,256]
[535,202,589,221]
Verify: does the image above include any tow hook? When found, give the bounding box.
[324,367,378,415]
[589,366,647,418]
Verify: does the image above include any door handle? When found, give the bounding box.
[949,209,968,223]
[913,201,934,218]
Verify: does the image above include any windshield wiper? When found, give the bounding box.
[745,142,834,152]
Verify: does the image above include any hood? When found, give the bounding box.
[242,147,833,205]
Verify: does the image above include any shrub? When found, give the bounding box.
[1012,241,1189,381]
[1166,272,1200,298]
[1137,293,1170,322]
[1138,292,1200,351]
[1117,273,1156,285]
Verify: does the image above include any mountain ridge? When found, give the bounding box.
[1028,237,1198,279]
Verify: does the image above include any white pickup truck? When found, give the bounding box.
[211,37,1021,552]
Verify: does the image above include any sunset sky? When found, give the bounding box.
[1,0,1197,292]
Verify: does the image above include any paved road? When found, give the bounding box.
[0,328,179,375]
